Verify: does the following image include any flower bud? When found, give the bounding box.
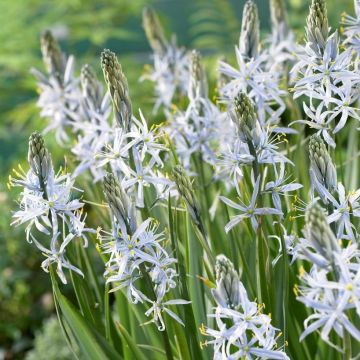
[81,64,102,108]
[306,0,328,53]
[40,30,64,78]
[308,135,337,200]
[101,49,132,130]
[188,50,208,102]
[270,0,289,41]
[28,132,51,185]
[230,92,261,145]
[212,255,241,309]
[305,202,339,262]
[103,173,136,234]
[239,0,260,59]
[173,165,201,225]
[142,7,168,57]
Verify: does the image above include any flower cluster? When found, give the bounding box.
[201,255,289,359]
[291,0,360,146]
[296,202,360,345]
[218,0,286,127]
[266,0,296,75]
[342,0,360,55]
[141,7,190,113]
[98,49,172,208]
[218,92,301,231]
[31,31,81,144]
[167,50,228,169]
[99,173,189,331]
[10,132,92,283]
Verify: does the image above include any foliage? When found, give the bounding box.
[0,0,356,359]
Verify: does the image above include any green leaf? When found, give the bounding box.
[115,322,148,360]
[51,270,121,360]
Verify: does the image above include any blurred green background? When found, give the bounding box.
[0,0,354,358]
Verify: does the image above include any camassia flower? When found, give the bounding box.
[31,30,81,145]
[220,176,282,232]
[10,132,92,283]
[100,173,188,330]
[142,7,189,113]
[202,255,289,360]
[296,201,360,345]
[291,0,360,144]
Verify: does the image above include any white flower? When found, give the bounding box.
[31,56,81,144]
[142,37,190,112]
[298,253,360,344]
[203,255,289,359]
[11,139,91,284]
[220,176,282,232]
[219,49,286,125]
[265,163,303,213]
[325,183,360,240]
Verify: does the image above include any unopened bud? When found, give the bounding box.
[231,92,261,145]
[306,0,328,53]
[309,135,337,200]
[142,7,168,57]
[40,30,64,78]
[81,64,102,108]
[188,50,208,101]
[101,49,132,130]
[305,202,339,262]
[103,173,136,234]
[270,0,289,41]
[239,0,260,59]
[28,132,51,185]
[212,255,241,309]
[173,165,201,225]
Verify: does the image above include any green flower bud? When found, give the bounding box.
[103,173,136,234]
[40,30,64,78]
[81,64,102,108]
[305,202,339,262]
[101,49,132,130]
[309,135,337,196]
[173,165,201,225]
[142,7,168,57]
[231,92,260,145]
[212,255,241,309]
[270,0,289,41]
[188,50,208,101]
[28,132,51,186]
[306,0,328,53]
[239,0,260,59]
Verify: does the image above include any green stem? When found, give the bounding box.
[247,140,271,306]
[139,265,174,360]
[343,330,351,360]
[104,284,112,344]
[276,222,289,350]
